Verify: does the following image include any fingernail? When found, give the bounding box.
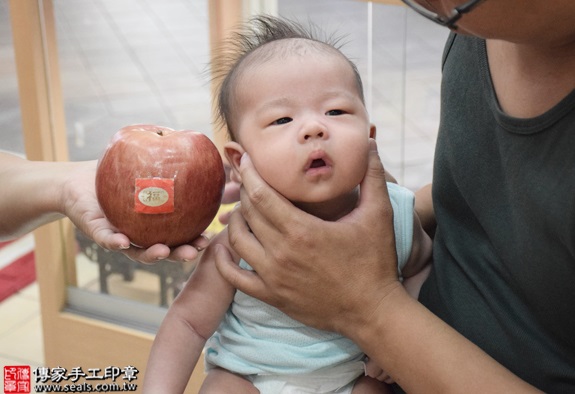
[240,152,249,166]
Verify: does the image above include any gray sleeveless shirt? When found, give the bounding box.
[419,33,575,392]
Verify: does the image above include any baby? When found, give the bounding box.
[143,15,431,394]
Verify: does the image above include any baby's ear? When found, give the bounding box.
[223,142,245,183]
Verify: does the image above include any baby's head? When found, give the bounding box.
[214,16,375,220]
[215,16,365,142]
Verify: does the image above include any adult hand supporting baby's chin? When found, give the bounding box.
[215,139,402,336]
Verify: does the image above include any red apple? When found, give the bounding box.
[95,124,225,248]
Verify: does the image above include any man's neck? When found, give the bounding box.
[486,39,575,118]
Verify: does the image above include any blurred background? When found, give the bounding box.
[1,0,447,188]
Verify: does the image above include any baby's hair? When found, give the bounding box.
[212,15,364,141]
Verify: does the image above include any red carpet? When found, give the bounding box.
[0,237,36,302]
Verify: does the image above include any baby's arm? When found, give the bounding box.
[143,229,238,393]
[414,183,435,237]
[399,190,434,299]
[400,210,432,279]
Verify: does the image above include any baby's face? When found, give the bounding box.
[233,49,373,208]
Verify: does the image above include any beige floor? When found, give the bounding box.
[0,283,44,369]
[0,246,165,369]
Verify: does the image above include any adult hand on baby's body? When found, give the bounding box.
[216,139,403,336]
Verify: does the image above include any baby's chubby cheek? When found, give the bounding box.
[249,156,288,192]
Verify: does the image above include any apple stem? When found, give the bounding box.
[156,130,163,136]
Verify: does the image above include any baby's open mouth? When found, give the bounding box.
[310,158,326,168]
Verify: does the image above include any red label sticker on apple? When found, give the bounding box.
[135,178,174,214]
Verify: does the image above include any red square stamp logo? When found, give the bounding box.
[4,366,30,393]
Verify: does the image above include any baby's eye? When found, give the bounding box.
[326,109,344,116]
[272,117,293,125]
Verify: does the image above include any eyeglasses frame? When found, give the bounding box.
[400,0,487,29]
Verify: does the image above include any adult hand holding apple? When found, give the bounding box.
[96,125,225,249]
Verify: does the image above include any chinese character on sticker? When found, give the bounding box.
[4,366,31,393]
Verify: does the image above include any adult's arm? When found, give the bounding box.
[0,153,68,240]
[215,140,540,393]
[0,153,206,263]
